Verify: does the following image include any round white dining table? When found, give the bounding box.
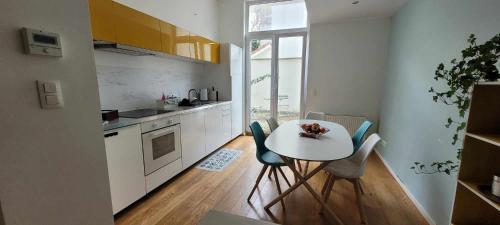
[263,119,354,225]
[265,119,353,161]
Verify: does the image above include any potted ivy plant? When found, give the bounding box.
[411,33,500,175]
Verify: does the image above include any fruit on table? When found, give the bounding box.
[300,123,325,134]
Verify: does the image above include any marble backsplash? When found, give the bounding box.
[94,51,206,111]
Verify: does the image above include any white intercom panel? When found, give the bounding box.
[21,27,62,57]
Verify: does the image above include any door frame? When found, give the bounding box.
[244,0,308,131]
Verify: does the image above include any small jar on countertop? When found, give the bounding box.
[493,174,500,197]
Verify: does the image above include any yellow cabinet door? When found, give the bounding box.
[112,2,162,51]
[210,42,220,64]
[160,21,176,55]
[190,34,202,61]
[174,27,192,59]
[190,34,220,63]
[87,0,116,42]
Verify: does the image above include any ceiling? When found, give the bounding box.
[306,0,408,24]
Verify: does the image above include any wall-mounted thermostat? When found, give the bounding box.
[21,27,62,57]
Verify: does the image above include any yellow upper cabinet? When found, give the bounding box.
[87,0,219,62]
[191,34,220,64]
[210,42,220,64]
[159,21,176,55]
[87,0,116,42]
[112,2,162,52]
[174,27,192,59]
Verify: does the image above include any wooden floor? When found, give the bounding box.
[115,136,430,225]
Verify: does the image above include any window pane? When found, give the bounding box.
[248,0,307,32]
[250,39,272,133]
[278,36,303,123]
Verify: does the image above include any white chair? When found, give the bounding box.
[321,133,382,225]
[306,111,325,120]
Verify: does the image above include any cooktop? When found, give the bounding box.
[119,109,175,119]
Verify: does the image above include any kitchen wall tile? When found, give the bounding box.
[95,51,206,111]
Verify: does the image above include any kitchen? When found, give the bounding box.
[91,0,245,215]
[2,0,499,225]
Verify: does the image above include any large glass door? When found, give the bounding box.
[247,34,305,132]
[245,0,308,133]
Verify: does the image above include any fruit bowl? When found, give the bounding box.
[299,123,330,139]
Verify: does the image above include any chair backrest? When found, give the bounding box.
[306,111,325,120]
[349,133,381,177]
[249,122,270,163]
[266,117,279,132]
[352,120,373,151]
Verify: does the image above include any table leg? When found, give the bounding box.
[264,156,345,225]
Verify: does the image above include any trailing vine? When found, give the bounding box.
[250,73,271,85]
[411,33,500,175]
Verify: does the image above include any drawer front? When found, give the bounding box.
[220,103,231,110]
[145,158,182,193]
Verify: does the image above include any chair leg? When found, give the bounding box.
[321,173,332,195]
[291,160,298,182]
[272,167,286,210]
[296,159,303,172]
[268,167,273,179]
[359,178,366,195]
[304,161,310,176]
[354,179,368,224]
[247,165,269,203]
[320,176,335,213]
[277,166,292,187]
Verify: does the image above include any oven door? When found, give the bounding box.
[142,124,181,175]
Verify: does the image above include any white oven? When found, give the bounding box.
[141,116,181,175]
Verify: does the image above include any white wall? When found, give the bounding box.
[306,18,391,128]
[95,51,205,111]
[378,1,500,224]
[217,0,245,46]
[115,0,219,41]
[0,0,113,224]
[203,0,245,101]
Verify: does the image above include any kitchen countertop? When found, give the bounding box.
[102,101,231,131]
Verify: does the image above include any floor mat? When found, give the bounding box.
[196,148,242,172]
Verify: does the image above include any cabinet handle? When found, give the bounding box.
[104,132,118,138]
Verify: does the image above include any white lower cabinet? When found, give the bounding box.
[180,110,207,169]
[205,106,224,154]
[222,105,232,144]
[104,124,146,214]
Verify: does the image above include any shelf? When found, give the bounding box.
[466,133,500,148]
[458,180,500,211]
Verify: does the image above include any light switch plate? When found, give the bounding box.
[37,80,64,109]
[43,82,57,93]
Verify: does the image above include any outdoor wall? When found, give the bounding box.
[0,0,114,224]
[250,58,302,113]
[378,0,500,225]
[115,0,219,41]
[306,18,391,129]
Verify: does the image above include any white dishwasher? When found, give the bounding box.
[104,124,146,214]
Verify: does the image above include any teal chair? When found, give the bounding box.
[267,117,303,179]
[352,121,373,152]
[247,122,291,209]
